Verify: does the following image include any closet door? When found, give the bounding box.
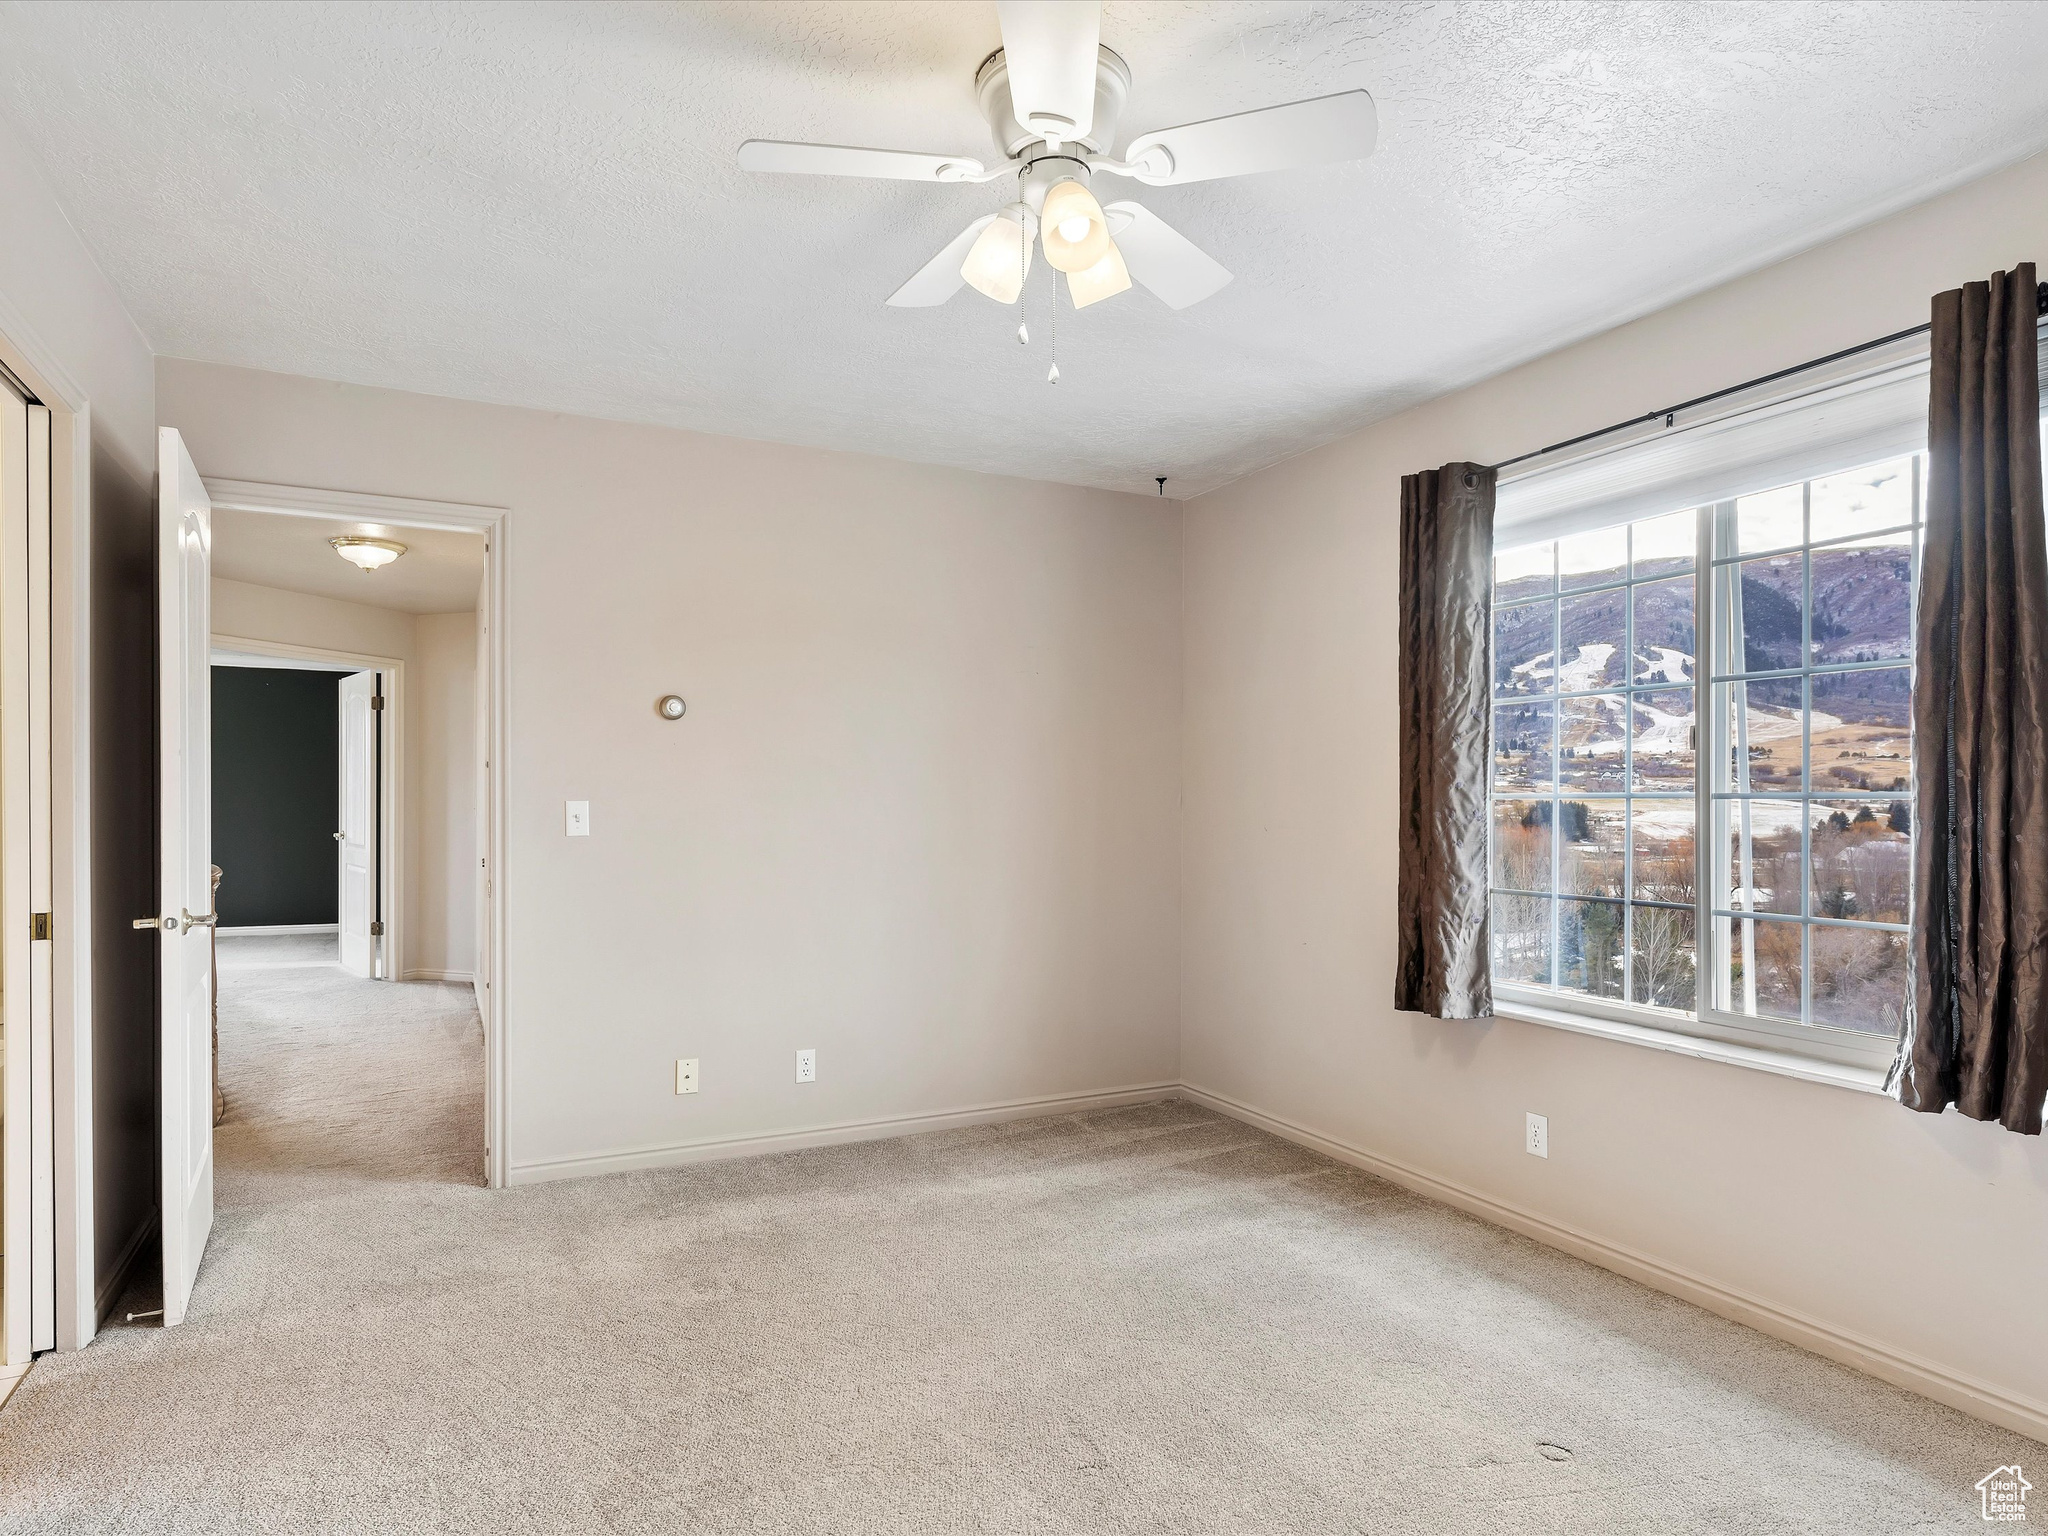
[1,379,53,1360]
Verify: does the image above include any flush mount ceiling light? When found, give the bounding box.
[330,536,406,572]
[738,0,1378,317]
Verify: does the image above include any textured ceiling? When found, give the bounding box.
[211,505,484,614]
[5,2,2048,496]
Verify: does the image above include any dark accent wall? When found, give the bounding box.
[212,666,347,927]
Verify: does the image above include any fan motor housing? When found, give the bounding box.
[1015,152,1094,214]
[975,45,1131,158]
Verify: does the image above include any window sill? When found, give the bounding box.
[1489,994,1894,1096]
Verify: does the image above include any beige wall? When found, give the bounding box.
[214,575,414,659]
[414,610,477,980]
[163,361,1185,1178]
[152,140,2046,1427]
[212,577,477,981]
[1181,150,2048,1424]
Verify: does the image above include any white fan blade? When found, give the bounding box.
[1120,90,1376,185]
[739,140,986,182]
[1102,203,1231,309]
[886,216,998,307]
[996,1,1100,144]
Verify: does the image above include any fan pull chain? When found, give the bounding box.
[1047,258,1060,384]
[1017,204,1029,344]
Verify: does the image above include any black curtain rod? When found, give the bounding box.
[1487,279,2048,475]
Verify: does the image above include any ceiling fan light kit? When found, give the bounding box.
[1067,241,1131,309]
[738,0,1378,358]
[961,203,1036,303]
[1037,178,1112,273]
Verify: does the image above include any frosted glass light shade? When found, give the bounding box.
[1039,180,1111,274]
[330,536,406,571]
[1067,240,1131,309]
[961,207,1034,304]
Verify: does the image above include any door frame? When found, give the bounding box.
[0,309,92,1354]
[209,640,405,981]
[202,479,509,1188]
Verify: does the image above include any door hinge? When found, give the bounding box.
[29,912,51,941]
[370,920,385,937]
[372,695,386,711]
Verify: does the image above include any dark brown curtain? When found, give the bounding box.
[1396,462,1495,1019]
[1896,263,2048,1134]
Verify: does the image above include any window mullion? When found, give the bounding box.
[1694,503,1716,1023]
[1549,569,1561,987]
[1800,481,1814,1025]
[1622,521,1635,1006]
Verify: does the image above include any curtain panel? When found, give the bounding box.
[1395,462,1496,1019]
[1897,263,2048,1134]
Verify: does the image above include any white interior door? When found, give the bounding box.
[1,378,55,1363]
[337,671,376,979]
[152,427,215,1328]
[473,578,490,1037]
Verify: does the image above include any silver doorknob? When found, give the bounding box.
[334,831,345,841]
[132,908,217,933]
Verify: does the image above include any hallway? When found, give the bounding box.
[212,933,484,1191]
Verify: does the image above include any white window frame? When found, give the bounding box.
[1493,479,1914,1075]
[1486,354,1950,1078]
[1485,519,1704,1025]
[1488,322,2048,1081]
[1695,467,1918,1067]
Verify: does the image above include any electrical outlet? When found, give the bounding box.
[566,800,590,837]
[675,1058,698,1095]
[1526,1112,1548,1158]
[795,1048,816,1084]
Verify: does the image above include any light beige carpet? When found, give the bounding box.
[0,935,2034,1532]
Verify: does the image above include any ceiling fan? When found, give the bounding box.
[738,1,1377,317]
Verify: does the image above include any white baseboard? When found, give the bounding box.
[507,1081,1180,1185]
[402,968,474,984]
[1179,1082,2048,1446]
[217,923,338,937]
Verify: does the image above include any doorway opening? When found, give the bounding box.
[204,503,490,1200]
[131,451,507,1332]
[209,647,402,980]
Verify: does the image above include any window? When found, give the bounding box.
[1489,451,1921,1060]
[1706,457,1917,1039]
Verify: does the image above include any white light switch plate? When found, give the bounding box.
[566,800,590,837]
[1526,1112,1548,1158]
[675,1058,698,1095]
[795,1048,816,1084]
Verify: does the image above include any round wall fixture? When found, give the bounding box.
[656,695,687,720]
